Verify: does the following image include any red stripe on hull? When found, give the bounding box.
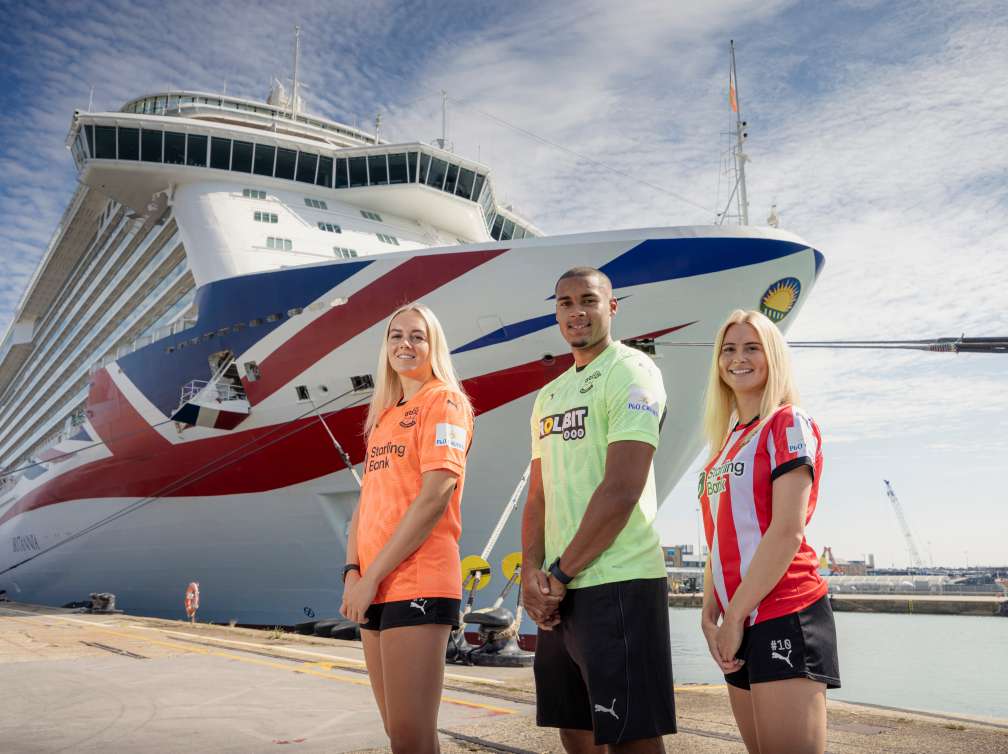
[243,250,508,405]
[1,324,691,526]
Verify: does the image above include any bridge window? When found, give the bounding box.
[210,137,231,169]
[318,222,341,233]
[141,129,162,162]
[232,140,253,173]
[386,153,407,184]
[500,218,514,240]
[491,214,504,240]
[186,134,208,166]
[94,125,116,159]
[253,144,275,176]
[296,152,317,183]
[455,168,475,199]
[164,132,186,164]
[445,163,459,194]
[117,127,139,160]
[275,147,296,180]
[368,154,388,185]
[472,174,486,203]
[334,158,349,188]
[348,156,367,187]
[417,153,431,184]
[426,157,448,190]
[407,151,419,182]
[316,155,333,187]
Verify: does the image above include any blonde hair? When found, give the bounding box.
[363,303,471,438]
[702,309,799,458]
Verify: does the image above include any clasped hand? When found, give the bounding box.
[341,571,376,624]
[700,606,745,674]
[521,568,565,630]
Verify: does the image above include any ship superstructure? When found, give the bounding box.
[0,86,824,630]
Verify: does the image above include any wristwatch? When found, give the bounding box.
[547,557,573,585]
[342,563,361,582]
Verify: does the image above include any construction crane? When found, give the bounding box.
[883,480,925,571]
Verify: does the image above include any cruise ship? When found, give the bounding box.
[0,84,824,631]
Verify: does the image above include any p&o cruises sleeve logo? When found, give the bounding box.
[759,277,801,322]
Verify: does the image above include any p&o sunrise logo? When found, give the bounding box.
[759,277,801,322]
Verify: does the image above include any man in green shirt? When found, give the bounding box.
[522,267,676,753]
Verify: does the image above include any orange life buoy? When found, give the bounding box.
[185,581,200,620]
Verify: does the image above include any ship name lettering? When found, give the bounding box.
[12,534,40,553]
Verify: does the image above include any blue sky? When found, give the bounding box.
[1,0,1006,566]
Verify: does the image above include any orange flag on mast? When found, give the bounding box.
[729,79,738,113]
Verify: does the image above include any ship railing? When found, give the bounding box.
[180,379,246,404]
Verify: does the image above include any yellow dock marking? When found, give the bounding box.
[0,608,515,715]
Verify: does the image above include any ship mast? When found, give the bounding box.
[290,25,301,118]
[731,40,749,225]
[717,40,750,226]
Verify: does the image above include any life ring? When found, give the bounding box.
[185,582,200,620]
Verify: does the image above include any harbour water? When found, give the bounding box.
[668,607,1008,720]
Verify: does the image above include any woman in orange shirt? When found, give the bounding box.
[341,303,473,754]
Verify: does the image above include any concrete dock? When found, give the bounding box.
[2,602,1006,753]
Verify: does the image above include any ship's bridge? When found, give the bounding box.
[67,92,539,244]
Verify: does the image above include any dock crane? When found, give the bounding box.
[883,480,925,571]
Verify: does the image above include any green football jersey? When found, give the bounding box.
[531,341,668,588]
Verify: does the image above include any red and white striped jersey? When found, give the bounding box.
[699,404,826,625]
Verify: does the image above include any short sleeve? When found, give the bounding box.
[605,356,667,448]
[766,406,819,481]
[419,389,473,477]
[530,393,542,460]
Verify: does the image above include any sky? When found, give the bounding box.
[1,0,1006,567]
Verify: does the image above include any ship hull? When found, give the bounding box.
[0,227,823,628]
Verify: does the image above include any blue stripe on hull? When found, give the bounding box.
[117,261,371,415]
[454,236,812,354]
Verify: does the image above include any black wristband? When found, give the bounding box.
[342,563,361,582]
[548,557,573,585]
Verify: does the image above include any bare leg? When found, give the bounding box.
[609,735,666,753]
[558,728,604,754]
[727,684,760,754]
[380,623,452,754]
[750,677,827,754]
[360,629,388,734]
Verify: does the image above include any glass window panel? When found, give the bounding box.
[514,226,526,240]
[84,124,95,156]
[387,153,407,184]
[209,137,231,170]
[186,134,208,166]
[316,155,333,187]
[93,125,117,158]
[231,140,253,172]
[406,151,418,182]
[500,218,515,240]
[275,147,296,180]
[164,131,186,164]
[472,174,486,203]
[117,127,139,160]
[444,163,459,194]
[455,167,475,199]
[141,129,162,162]
[368,154,388,185]
[253,144,275,176]
[295,152,317,183]
[491,214,504,240]
[155,96,166,113]
[180,96,193,105]
[167,95,180,111]
[418,153,431,184]
[334,158,349,188]
[348,156,368,187]
[426,157,448,189]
